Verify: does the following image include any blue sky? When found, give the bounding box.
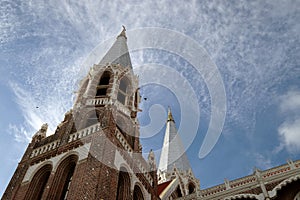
[1,0,300,196]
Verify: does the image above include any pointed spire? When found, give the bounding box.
[158,107,191,173]
[167,106,175,122]
[99,26,132,68]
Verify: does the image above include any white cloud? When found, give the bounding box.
[277,90,300,153]
[278,118,300,153]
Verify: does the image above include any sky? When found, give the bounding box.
[0,0,300,196]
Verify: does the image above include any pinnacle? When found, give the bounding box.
[167,106,175,122]
[117,25,127,39]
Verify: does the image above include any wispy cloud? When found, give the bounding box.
[8,80,73,142]
[254,153,272,170]
[279,90,300,113]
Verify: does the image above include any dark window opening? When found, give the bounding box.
[36,171,50,200]
[133,185,144,200]
[188,183,195,194]
[116,168,130,200]
[24,165,52,200]
[96,72,111,97]
[119,79,127,92]
[99,74,110,85]
[134,91,138,108]
[117,92,126,104]
[62,163,76,200]
[176,186,182,197]
[96,88,107,96]
[118,78,129,105]
[48,155,78,200]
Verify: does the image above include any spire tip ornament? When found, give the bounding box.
[118,25,127,39]
[167,106,174,122]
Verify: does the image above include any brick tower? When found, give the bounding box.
[3,27,158,200]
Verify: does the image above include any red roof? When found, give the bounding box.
[157,180,172,195]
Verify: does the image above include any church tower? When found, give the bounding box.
[3,27,158,200]
[157,108,200,199]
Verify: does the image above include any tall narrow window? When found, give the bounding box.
[133,185,144,200]
[171,186,182,198]
[96,71,110,96]
[24,164,52,200]
[48,155,78,200]
[116,167,130,200]
[61,162,76,199]
[117,78,129,105]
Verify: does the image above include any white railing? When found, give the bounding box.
[68,123,101,143]
[115,128,133,156]
[30,140,60,158]
[86,97,111,106]
[30,124,101,158]
[200,160,300,198]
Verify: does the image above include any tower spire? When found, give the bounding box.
[99,26,132,68]
[158,107,191,173]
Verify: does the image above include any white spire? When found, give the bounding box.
[99,26,132,68]
[158,107,191,173]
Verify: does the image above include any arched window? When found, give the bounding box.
[24,164,52,200]
[117,78,129,105]
[116,167,131,200]
[176,186,183,197]
[96,71,111,96]
[48,155,78,200]
[171,186,183,198]
[188,182,196,194]
[133,185,144,200]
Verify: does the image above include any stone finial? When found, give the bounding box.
[224,178,230,190]
[287,159,296,169]
[32,123,48,142]
[40,123,48,133]
[117,25,127,39]
[148,149,156,170]
[63,109,73,122]
[167,106,174,122]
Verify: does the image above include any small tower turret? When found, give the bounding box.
[31,123,48,143]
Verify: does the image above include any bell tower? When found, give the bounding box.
[73,25,142,153]
[3,27,158,200]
